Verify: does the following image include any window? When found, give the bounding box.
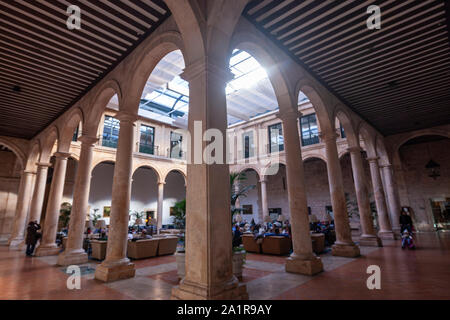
[102,116,120,148]
[139,125,155,155]
[72,125,79,142]
[242,205,253,215]
[340,123,346,139]
[300,113,319,146]
[242,131,254,159]
[170,131,183,159]
[268,123,284,153]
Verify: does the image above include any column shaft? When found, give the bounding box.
[280,110,323,275]
[95,113,136,282]
[381,164,401,236]
[57,136,96,265]
[322,133,360,257]
[28,163,50,223]
[157,182,164,233]
[36,153,70,256]
[9,171,35,248]
[368,158,394,239]
[348,147,382,247]
[171,61,248,300]
[259,178,268,224]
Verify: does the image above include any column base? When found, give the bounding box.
[378,230,396,240]
[94,259,135,283]
[35,244,61,257]
[285,256,323,276]
[8,238,25,251]
[359,235,383,247]
[171,278,248,300]
[332,243,360,258]
[57,249,88,266]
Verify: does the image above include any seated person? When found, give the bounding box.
[140,229,152,239]
[264,228,289,237]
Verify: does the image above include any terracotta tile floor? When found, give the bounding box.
[0,232,449,300]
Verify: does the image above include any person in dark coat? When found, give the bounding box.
[25,220,41,256]
[399,209,413,233]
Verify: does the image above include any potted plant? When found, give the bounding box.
[230,172,255,280]
[90,208,101,229]
[131,210,145,229]
[172,199,186,280]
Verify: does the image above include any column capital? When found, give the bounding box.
[158,181,166,186]
[319,131,339,142]
[36,162,52,168]
[276,109,302,121]
[78,135,98,145]
[54,152,71,159]
[379,163,392,169]
[259,177,267,183]
[116,112,138,123]
[181,59,234,83]
[366,156,380,163]
[347,146,362,153]
[22,170,36,175]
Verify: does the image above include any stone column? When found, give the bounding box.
[347,147,382,247]
[35,152,71,256]
[278,109,323,275]
[157,181,165,233]
[8,170,35,248]
[321,132,360,257]
[57,136,97,266]
[28,162,51,223]
[171,61,248,300]
[95,112,136,282]
[259,177,268,224]
[367,157,395,239]
[381,164,401,236]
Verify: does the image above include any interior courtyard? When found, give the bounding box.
[0,0,449,301]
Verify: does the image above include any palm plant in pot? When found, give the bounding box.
[230,172,255,280]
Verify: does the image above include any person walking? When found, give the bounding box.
[25,220,41,256]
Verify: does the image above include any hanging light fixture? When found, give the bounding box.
[425,143,440,180]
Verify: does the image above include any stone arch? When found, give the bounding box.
[0,137,26,170]
[375,135,390,166]
[91,157,116,170]
[261,160,286,177]
[357,122,377,158]
[333,106,359,147]
[25,141,41,172]
[39,126,59,163]
[132,164,162,184]
[393,129,450,154]
[84,79,122,136]
[303,153,328,163]
[295,80,334,136]
[163,168,187,185]
[229,32,294,112]
[235,165,261,179]
[123,31,187,114]
[59,107,85,152]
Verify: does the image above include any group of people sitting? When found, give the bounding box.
[232,219,292,247]
[127,226,153,241]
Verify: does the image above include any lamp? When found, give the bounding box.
[425,159,440,180]
[135,218,143,225]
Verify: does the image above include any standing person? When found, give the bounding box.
[25,220,41,257]
[399,208,413,233]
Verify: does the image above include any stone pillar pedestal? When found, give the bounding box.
[278,109,323,275]
[36,152,70,257]
[321,132,360,257]
[157,181,165,233]
[58,136,97,266]
[9,170,35,249]
[94,113,136,282]
[367,157,395,240]
[348,147,382,247]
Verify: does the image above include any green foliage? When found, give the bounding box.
[172,199,186,252]
[90,208,101,227]
[59,202,72,228]
[230,172,255,216]
[345,193,359,219]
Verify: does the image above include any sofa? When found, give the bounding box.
[127,239,159,259]
[156,236,179,256]
[242,234,262,253]
[261,236,292,255]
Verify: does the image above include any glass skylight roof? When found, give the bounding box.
[127,49,309,127]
